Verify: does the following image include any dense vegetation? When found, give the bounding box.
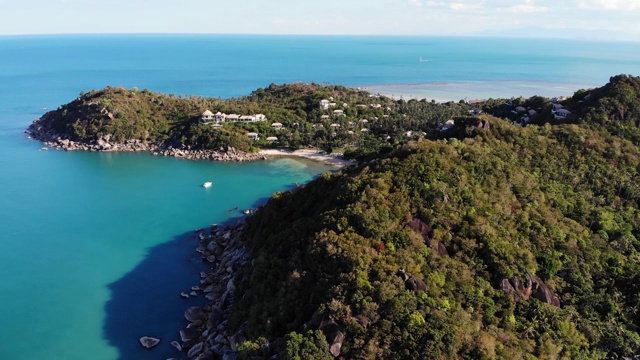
[229,75,640,359]
[42,75,640,358]
[39,83,470,156]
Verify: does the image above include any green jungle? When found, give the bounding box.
[42,75,640,359]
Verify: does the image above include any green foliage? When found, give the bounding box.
[229,75,640,359]
[282,330,332,360]
[39,83,471,154]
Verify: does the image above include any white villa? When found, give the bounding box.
[247,132,259,141]
[320,115,330,120]
[330,123,341,128]
[200,110,214,124]
[271,122,284,130]
[239,115,256,122]
[266,136,278,142]
[333,109,345,116]
[200,110,268,126]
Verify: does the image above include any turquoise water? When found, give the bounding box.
[1,34,640,359]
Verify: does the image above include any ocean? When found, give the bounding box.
[0,34,639,360]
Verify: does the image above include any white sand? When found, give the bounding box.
[259,149,355,168]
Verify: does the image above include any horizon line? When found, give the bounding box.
[0,32,638,43]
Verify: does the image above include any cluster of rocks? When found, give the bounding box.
[27,118,266,162]
[156,146,266,162]
[172,223,253,360]
[500,272,560,307]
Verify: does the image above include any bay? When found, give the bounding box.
[0,34,639,359]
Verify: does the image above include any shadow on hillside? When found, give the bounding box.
[102,199,272,359]
[103,230,208,360]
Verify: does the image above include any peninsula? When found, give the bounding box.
[30,75,640,359]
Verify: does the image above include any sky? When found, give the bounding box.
[0,0,639,40]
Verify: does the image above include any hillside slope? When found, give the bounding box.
[227,76,640,359]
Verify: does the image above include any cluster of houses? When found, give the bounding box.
[550,97,571,120]
[200,110,286,142]
[200,110,268,127]
[507,96,571,124]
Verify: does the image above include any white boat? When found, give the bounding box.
[202,181,213,188]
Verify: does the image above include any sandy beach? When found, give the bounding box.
[259,149,355,168]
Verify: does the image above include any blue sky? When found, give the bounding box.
[1,0,639,40]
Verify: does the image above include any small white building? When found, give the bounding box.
[320,115,330,120]
[200,110,214,124]
[333,109,345,117]
[214,112,227,123]
[226,114,240,122]
[359,119,368,124]
[330,123,341,128]
[266,136,278,142]
[254,114,267,121]
[271,122,284,130]
[247,132,259,141]
[239,115,256,123]
[319,99,331,110]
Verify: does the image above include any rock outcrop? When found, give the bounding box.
[139,336,160,349]
[174,222,253,360]
[397,268,427,292]
[501,272,560,307]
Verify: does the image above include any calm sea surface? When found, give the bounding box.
[0,34,639,359]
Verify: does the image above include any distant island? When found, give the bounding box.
[29,75,640,359]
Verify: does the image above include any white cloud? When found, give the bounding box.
[499,4,549,13]
[579,0,640,10]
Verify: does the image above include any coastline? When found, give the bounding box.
[259,148,355,168]
[27,119,353,168]
[365,80,592,103]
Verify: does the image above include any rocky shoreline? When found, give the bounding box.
[27,118,266,162]
[170,222,255,360]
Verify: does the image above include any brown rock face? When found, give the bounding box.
[500,273,559,307]
[406,276,427,292]
[407,218,433,244]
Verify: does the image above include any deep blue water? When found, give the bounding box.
[0,34,639,359]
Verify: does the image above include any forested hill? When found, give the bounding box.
[28,83,469,155]
[226,76,640,359]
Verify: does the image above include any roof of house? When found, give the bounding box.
[271,122,283,127]
[202,110,213,116]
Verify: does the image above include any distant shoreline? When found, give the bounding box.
[365,79,593,103]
